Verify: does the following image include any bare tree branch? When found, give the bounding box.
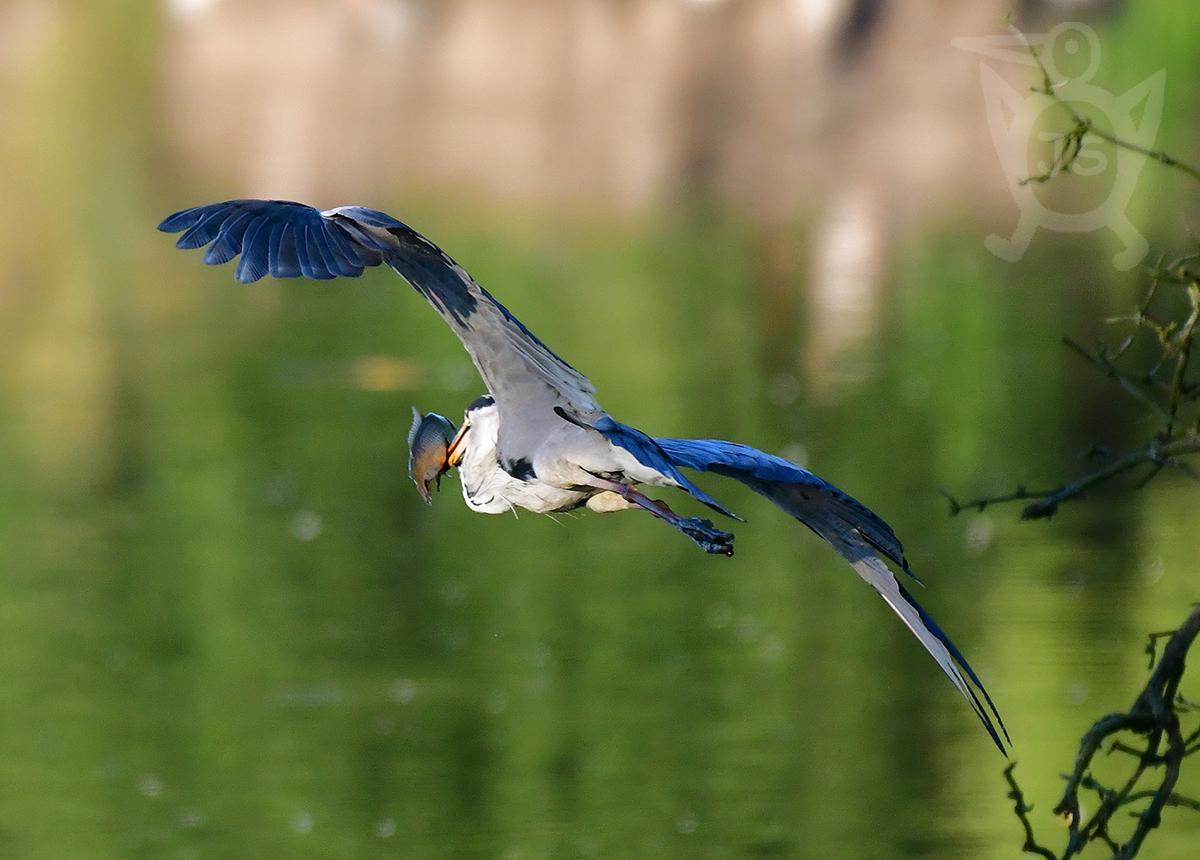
[950,23,1200,519]
[1005,606,1200,860]
[947,272,1200,519]
[1005,763,1062,860]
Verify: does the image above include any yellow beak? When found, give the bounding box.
[446,422,469,467]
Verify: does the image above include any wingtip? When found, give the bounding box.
[903,584,1010,755]
[157,209,193,233]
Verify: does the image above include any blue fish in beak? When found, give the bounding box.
[407,407,458,504]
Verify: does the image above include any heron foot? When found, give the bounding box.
[679,517,735,556]
[586,479,737,557]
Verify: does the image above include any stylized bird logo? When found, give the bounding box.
[954,22,1164,270]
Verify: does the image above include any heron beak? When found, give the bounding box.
[446,422,469,468]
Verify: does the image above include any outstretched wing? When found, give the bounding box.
[158,200,604,460]
[653,436,1009,755]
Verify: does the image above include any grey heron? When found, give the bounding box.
[159,199,1008,754]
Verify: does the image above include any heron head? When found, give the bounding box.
[407,407,458,505]
[445,393,499,466]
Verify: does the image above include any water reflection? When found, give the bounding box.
[1,2,1199,859]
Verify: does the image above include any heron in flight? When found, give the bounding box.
[159,199,1008,754]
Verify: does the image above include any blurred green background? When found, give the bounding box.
[1,1,1198,858]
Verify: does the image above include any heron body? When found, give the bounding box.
[160,198,1009,754]
[451,394,597,515]
[448,394,698,515]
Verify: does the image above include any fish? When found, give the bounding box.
[407,407,458,504]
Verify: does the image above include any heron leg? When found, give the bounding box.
[614,484,735,556]
[573,471,734,556]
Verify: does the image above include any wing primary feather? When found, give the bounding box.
[306,220,355,278]
[203,211,253,266]
[235,216,271,283]
[304,224,338,279]
[160,199,618,469]
[158,205,206,234]
[294,225,322,280]
[853,526,920,585]
[263,221,285,278]
[272,222,301,278]
[855,553,1008,754]
[173,208,227,249]
[897,581,1010,744]
[653,435,1007,754]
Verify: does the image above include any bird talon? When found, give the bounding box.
[679,516,735,556]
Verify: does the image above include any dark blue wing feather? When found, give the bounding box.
[655,438,910,574]
[165,206,227,249]
[306,220,353,277]
[266,221,296,278]
[235,217,272,283]
[159,199,605,460]
[593,419,740,520]
[898,580,1008,751]
[295,225,325,280]
[158,200,384,283]
[205,211,252,266]
[157,205,202,234]
[652,435,1009,754]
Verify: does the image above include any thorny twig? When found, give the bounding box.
[1005,763,1061,860]
[1008,605,1200,860]
[947,23,1200,517]
[1003,16,1200,186]
[946,258,1200,520]
[975,20,1200,860]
